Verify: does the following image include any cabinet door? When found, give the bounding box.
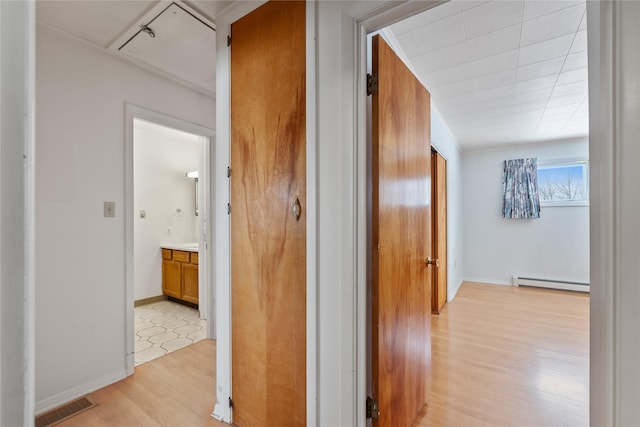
[162,260,181,299]
[182,264,199,305]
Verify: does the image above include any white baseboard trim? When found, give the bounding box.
[35,369,128,415]
[462,277,512,286]
[447,278,465,302]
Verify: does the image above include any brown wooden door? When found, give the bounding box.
[371,35,432,427]
[230,2,306,426]
[432,150,447,314]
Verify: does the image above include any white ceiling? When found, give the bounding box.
[387,0,589,150]
[36,0,229,95]
[37,0,589,150]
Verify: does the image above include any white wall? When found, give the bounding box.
[462,138,589,285]
[35,23,215,411]
[430,107,464,300]
[133,120,200,301]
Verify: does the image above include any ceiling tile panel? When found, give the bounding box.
[460,1,490,12]
[466,24,522,61]
[556,67,588,86]
[578,11,587,31]
[516,57,564,82]
[563,51,588,72]
[421,62,473,88]
[547,93,586,108]
[431,79,476,100]
[521,4,584,46]
[395,14,466,57]
[523,0,583,21]
[518,34,574,66]
[515,74,558,94]
[473,69,517,91]
[435,92,478,107]
[551,80,588,97]
[471,49,519,77]
[390,0,462,35]
[461,1,523,38]
[410,41,469,73]
[513,87,554,104]
[475,84,515,101]
[569,30,588,54]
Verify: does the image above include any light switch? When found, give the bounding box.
[104,201,116,218]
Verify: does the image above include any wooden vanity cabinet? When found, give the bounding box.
[162,248,198,305]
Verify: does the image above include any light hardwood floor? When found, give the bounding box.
[415,282,589,427]
[56,282,588,427]
[57,339,224,427]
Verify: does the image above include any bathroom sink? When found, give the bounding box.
[161,242,199,251]
[179,243,199,250]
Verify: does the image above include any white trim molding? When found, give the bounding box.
[0,1,36,424]
[589,1,640,425]
[211,1,268,424]
[123,104,216,375]
[35,370,127,416]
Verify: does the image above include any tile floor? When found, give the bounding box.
[134,300,207,366]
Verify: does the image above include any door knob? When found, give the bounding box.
[426,257,439,267]
[292,197,302,222]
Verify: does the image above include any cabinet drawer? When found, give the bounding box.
[191,252,198,265]
[173,250,190,263]
[162,249,172,260]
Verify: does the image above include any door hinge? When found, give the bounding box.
[367,73,378,96]
[366,396,379,420]
[227,166,232,178]
[227,203,231,214]
[228,397,234,408]
[227,35,231,47]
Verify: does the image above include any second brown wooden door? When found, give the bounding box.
[371,35,432,427]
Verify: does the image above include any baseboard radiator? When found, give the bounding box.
[512,276,590,293]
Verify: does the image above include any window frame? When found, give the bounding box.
[537,158,590,207]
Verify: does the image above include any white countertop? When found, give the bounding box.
[161,242,199,252]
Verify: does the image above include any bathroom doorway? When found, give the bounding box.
[125,105,215,371]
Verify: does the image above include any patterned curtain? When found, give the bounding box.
[502,158,541,219]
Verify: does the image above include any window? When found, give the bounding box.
[538,160,589,206]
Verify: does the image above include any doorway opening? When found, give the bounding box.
[363,1,590,425]
[124,105,215,373]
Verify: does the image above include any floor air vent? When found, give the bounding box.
[35,396,96,427]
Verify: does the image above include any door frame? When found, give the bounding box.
[212,1,317,424]
[351,1,607,425]
[213,1,612,425]
[124,103,216,374]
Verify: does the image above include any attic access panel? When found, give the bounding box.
[119,2,216,93]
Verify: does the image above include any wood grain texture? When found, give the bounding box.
[182,264,198,305]
[56,340,225,427]
[162,260,181,300]
[415,282,589,427]
[230,2,306,426]
[432,151,447,314]
[371,35,432,427]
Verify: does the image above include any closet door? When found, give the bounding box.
[432,150,447,314]
[230,2,306,426]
